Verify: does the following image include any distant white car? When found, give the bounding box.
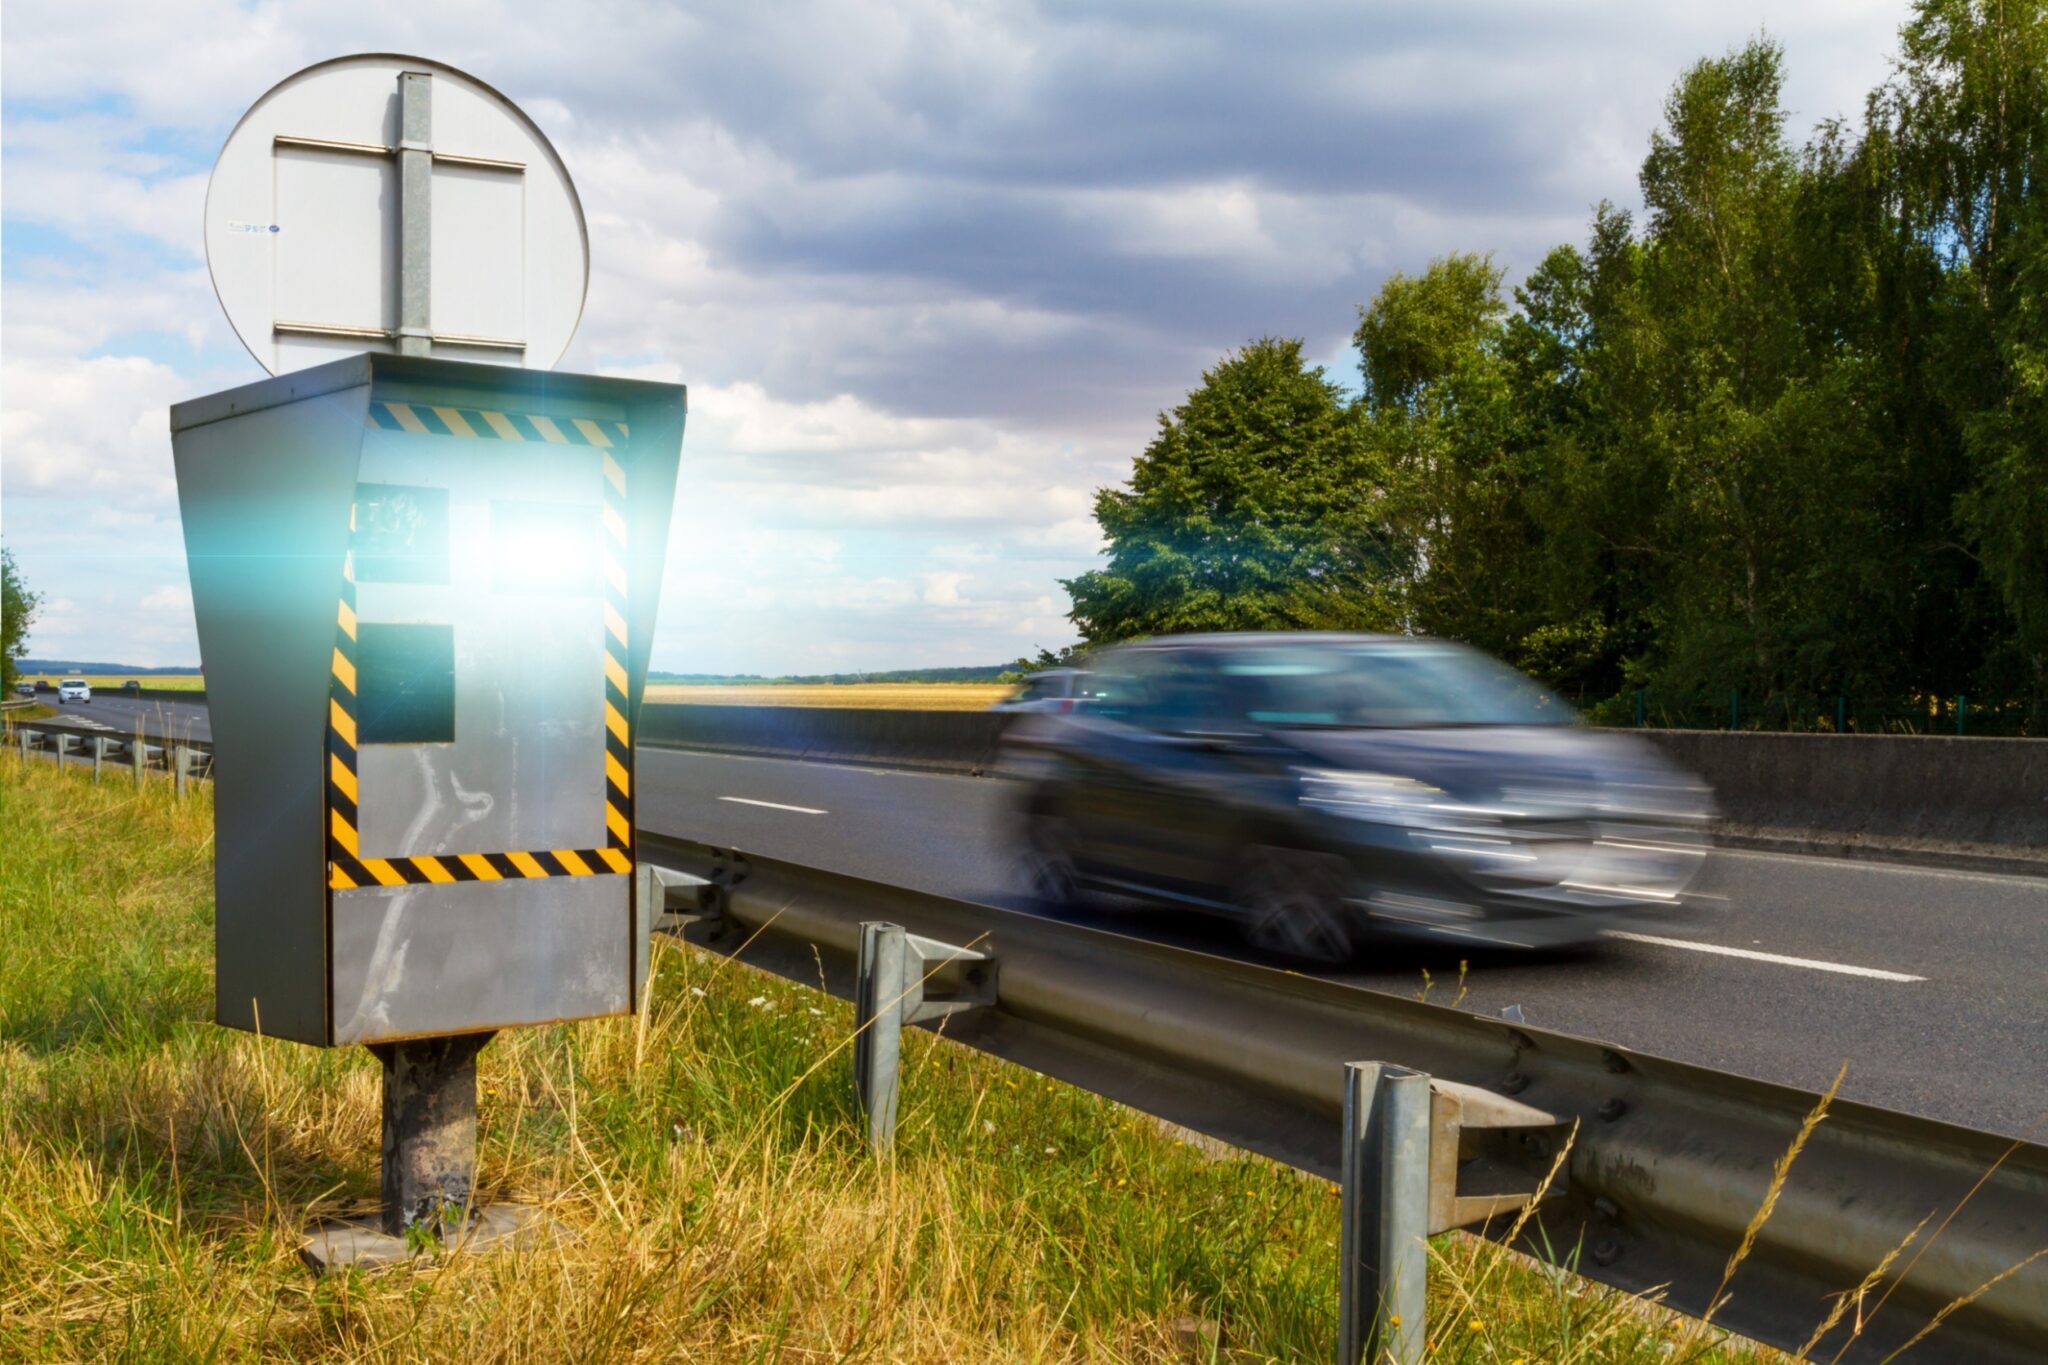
[57,678,92,704]
[12,681,32,697]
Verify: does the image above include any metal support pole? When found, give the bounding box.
[396,71,433,357]
[855,922,910,1151]
[1340,1062,1432,1365]
[370,1032,491,1239]
[173,743,188,800]
[93,735,104,783]
[16,726,27,761]
[132,736,145,788]
[854,920,995,1153]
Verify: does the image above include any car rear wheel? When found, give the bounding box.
[1022,814,1090,910]
[1235,846,1363,963]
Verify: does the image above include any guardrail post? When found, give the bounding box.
[1340,1062,1431,1365]
[173,743,188,800]
[132,735,145,788]
[16,726,28,761]
[855,923,909,1150]
[93,736,105,784]
[854,921,995,1153]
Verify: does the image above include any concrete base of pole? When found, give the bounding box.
[299,1203,558,1274]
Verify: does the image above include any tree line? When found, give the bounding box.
[1057,1,2045,723]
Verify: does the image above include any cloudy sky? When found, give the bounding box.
[3,0,1913,674]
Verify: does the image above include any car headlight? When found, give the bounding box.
[1295,769,1506,830]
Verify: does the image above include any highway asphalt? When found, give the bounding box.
[636,747,2048,1140]
[28,695,2044,1137]
[26,692,213,742]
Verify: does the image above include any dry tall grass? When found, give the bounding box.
[3,752,1797,1361]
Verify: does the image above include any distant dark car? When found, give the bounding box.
[122,680,141,693]
[1004,633,1713,960]
[991,668,1090,714]
[32,679,52,693]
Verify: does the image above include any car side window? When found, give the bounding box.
[1111,652,1229,735]
[1080,669,1147,721]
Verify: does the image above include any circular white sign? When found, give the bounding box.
[206,53,589,375]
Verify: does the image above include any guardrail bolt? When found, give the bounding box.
[1592,1235,1621,1266]
[1601,1050,1630,1075]
[1598,1097,1627,1121]
[1500,1070,1530,1095]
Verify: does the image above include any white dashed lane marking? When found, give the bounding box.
[717,796,828,815]
[1605,931,1926,982]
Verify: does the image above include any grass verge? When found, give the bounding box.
[1,751,1784,1361]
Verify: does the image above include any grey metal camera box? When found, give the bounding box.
[170,353,683,1046]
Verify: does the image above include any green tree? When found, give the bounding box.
[1064,338,1404,642]
[2,545,41,694]
[1888,0,2048,694]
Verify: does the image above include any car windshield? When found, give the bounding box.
[1217,643,1570,728]
[62,679,85,687]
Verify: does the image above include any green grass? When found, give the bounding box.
[0,752,1787,1361]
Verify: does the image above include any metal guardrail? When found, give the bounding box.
[640,831,2047,1364]
[6,718,214,791]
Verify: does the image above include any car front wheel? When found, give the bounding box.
[1234,845,1364,964]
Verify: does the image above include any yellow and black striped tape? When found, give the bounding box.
[368,400,629,447]
[327,422,635,891]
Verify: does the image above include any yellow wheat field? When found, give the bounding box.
[22,674,206,690]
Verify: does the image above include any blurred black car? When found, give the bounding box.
[1004,633,1713,960]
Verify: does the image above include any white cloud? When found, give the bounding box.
[139,583,193,613]
[1,353,190,509]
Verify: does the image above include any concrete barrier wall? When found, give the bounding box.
[640,705,2047,868]
[1640,729,2047,864]
[639,703,1008,775]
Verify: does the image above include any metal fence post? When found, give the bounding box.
[16,726,27,761]
[132,736,145,788]
[854,921,995,1154]
[173,743,188,800]
[93,736,105,783]
[1340,1062,1432,1365]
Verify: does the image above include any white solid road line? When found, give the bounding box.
[1605,930,1926,982]
[717,795,828,815]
